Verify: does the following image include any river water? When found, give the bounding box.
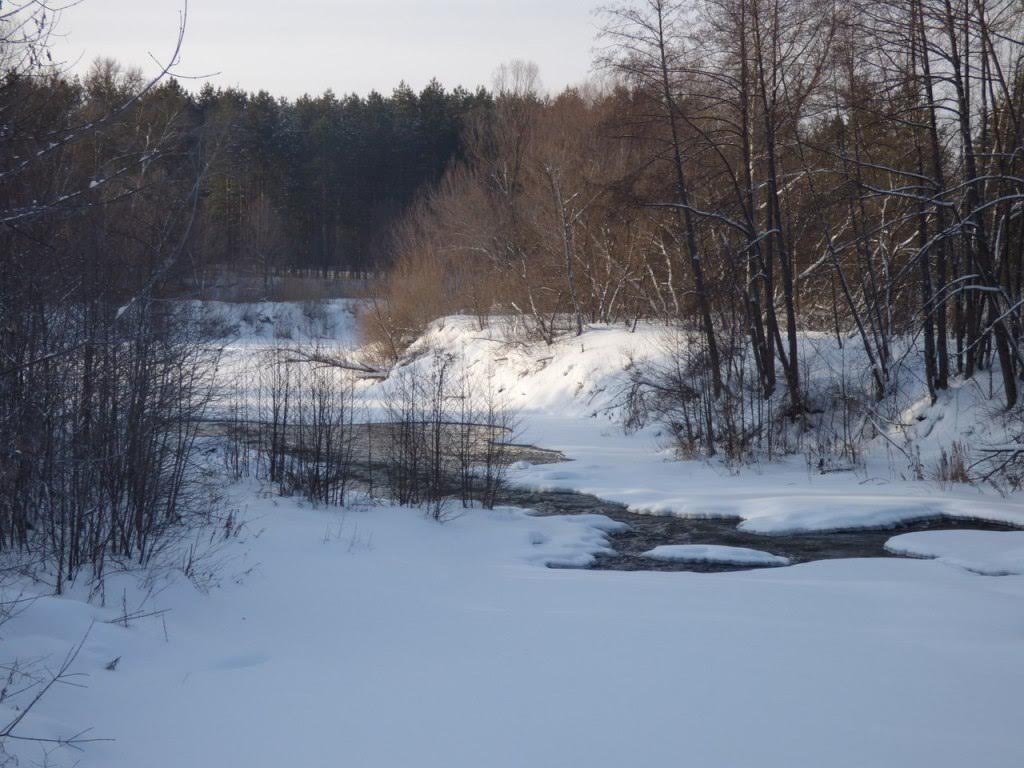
[207,419,1020,572]
[497,477,1020,573]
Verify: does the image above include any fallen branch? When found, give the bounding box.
[279,350,387,378]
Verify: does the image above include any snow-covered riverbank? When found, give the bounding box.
[4,304,1023,767]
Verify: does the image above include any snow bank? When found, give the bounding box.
[736,496,943,533]
[885,530,1024,575]
[190,304,1024,537]
[642,544,790,566]
[403,316,665,418]
[736,495,1024,534]
[510,420,1024,533]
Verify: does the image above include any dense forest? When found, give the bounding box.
[192,79,491,276]
[2,58,490,281]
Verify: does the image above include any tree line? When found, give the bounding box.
[368,0,1024,462]
[193,77,491,278]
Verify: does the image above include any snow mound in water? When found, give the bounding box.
[732,495,1024,534]
[524,513,629,568]
[885,530,1024,575]
[735,496,943,534]
[642,544,790,566]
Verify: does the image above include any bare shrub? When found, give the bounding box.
[455,366,521,510]
[380,352,519,517]
[801,377,872,475]
[244,345,361,507]
[934,442,972,487]
[287,356,358,506]
[0,302,221,594]
[623,328,729,460]
[358,250,459,365]
[379,354,456,516]
[624,328,881,466]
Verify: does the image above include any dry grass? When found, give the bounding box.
[933,441,972,487]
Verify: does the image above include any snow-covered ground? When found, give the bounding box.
[4,304,1024,767]
[6,489,1024,768]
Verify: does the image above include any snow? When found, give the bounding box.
[196,299,363,418]
[733,495,1016,535]
[642,544,791,566]
[6,304,1024,767]
[885,530,1024,575]
[522,513,628,567]
[5,490,1024,768]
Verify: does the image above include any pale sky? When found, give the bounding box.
[49,0,602,98]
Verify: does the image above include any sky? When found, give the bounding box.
[49,0,603,98]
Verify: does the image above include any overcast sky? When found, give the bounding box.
[49,0,602,98]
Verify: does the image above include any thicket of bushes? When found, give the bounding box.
[0,15,224,590]
[222,347,519,519]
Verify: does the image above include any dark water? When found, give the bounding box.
[497,485,1022,573]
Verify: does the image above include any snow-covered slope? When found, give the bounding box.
[397,315,1024,532]
[401,315,661,417]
